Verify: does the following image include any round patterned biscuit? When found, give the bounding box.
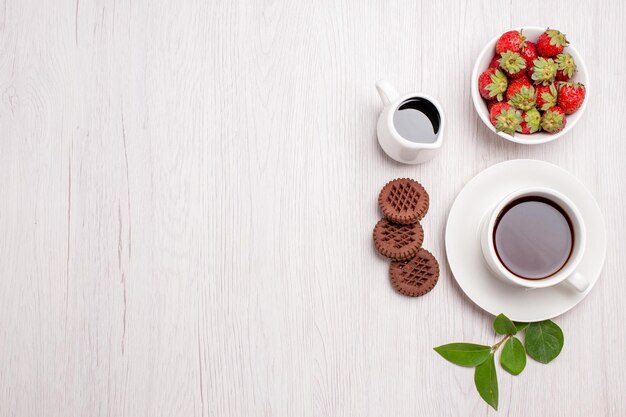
[373,218,424,261]
[389,248,440,297]
[378,178,429,224]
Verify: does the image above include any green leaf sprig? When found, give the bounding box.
[433,314,564,410]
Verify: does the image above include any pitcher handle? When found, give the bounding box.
[376,79,399,106]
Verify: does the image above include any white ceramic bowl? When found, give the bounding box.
[471,26,589,145]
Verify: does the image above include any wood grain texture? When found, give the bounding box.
[1,0,625,415]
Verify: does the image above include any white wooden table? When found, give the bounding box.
[2,1,625,415]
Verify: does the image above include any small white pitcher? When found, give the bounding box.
[375,79,445,164]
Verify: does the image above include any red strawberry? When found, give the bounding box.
[489,102,509,123]
[519,108,541,134]
[486,99,498,112]
[496,30,526,54]
[536,29,569,57]
[508,83,536,111]
[541,106,567,133]
[489,54,501,68]
[498,51,527,79]
[557,82,586,114]
[478,68,508,101]
[555,53,577,81]
[520,41,538,74]
[536,83,558,111]
[530,57,557,85]
[505,77,532,102]
[490,102,523,135]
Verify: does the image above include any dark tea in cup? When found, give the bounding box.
[493,196,574,280]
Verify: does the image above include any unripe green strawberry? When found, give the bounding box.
[531,57,557,85]
[490,102,523,135]
[541,106,567,133]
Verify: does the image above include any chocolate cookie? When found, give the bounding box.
[389,248,440,297]
[378,178,429,224]
[373,218,424,261]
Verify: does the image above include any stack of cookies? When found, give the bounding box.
[373,178,440,297]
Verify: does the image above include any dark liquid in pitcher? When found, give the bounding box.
[393,98,440,143]
[493,197,574,280]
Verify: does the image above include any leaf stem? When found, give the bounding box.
[492,335,511,352]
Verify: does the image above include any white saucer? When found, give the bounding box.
[445,159,606,322]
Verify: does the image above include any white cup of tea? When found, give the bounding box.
[375,80,445,164]
[480,186,589,292]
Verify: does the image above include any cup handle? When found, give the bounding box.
[376,79,398,106]
[563,271,589,292]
